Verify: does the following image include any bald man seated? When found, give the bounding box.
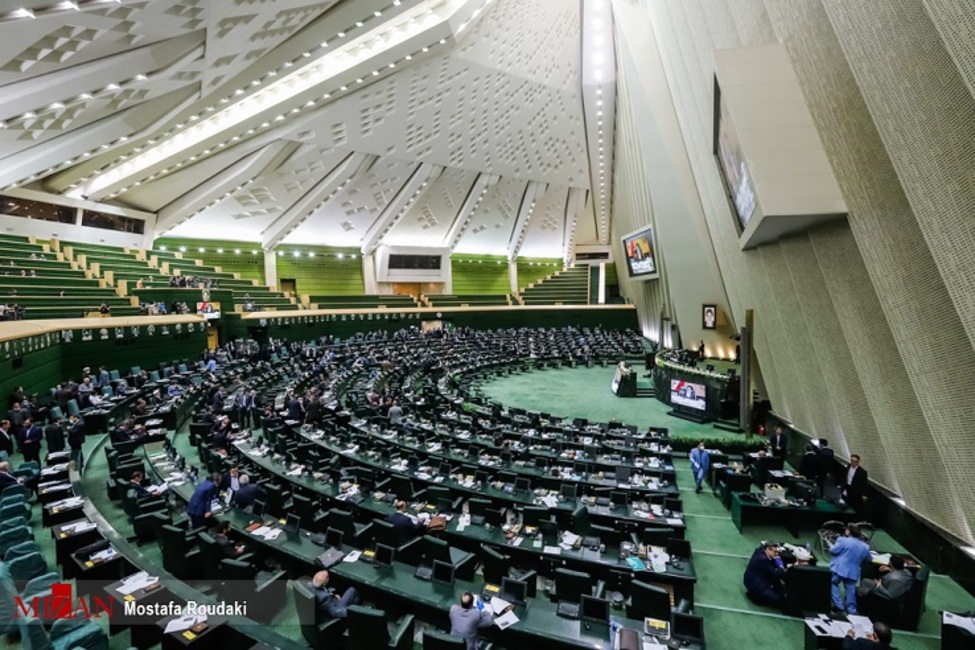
[308,570,360,619]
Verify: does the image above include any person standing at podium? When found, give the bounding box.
[689,441,710,494]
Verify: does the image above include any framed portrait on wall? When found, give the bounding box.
[703,304,717,330]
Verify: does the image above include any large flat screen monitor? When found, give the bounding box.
[670,379,706,411]
[714,80,757,231]
[196,301,220,319]
[620,226,659,280]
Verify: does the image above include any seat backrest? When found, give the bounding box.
[422,535,452,565]
[0,516,28,533]
[423,628,466,649]
[5,540,40,562]
[555,568,594,604]
[7,551,47,583]
[290,580,319,645]
[0,502,27,520]
[196,533,223,581]
[902,566,930,625]
[219,559,254,582]
[1,484,29,500]
[372,519,398,548]
[479,544,508,584]
[629,580,671,620]
[347,605,390,647]
[642,527,675,547]
[17,617,54,650]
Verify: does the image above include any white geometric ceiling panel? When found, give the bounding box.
[200,0,337,92]
[299,0,589,188]
[384,167,478,246]
[280,157,416,247]
[517,184,569,259]
[0,1,205,85]
[165,146,352,242]
[453,176,527,255]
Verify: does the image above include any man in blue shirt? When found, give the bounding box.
[449,592,494,650]
[829,524,873,614]
[186,471,222,528]
[689,441,710,494]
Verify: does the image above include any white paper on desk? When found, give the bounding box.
[494,611,519,630]
[117,575,159,595]
[65,521,96,533]
[508,536,524,547]
[164,615,206,634]
[343,550,362,563]
[543,546,561,555]
[91,548,117,561]
[415,472,431,480]
[286,467,303,476]
[666,517,683,526]
[944,612,975,635]
[540,496,558,509]
[848,615,874,637]
[147,484,169,494]
[489,597,512,615]
[871,552,892,565]
[642,643,667,650]
[562,531,580,546]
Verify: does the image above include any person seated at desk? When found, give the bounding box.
[449,592,494,650]
[388,499,427,545]
[743,542,787,608]
[309,570,359,619]
[0,461,28,490]
[111,421,136,444]
[210,416,233,450]
[232,474,265,510]
[128,471,163,500]
[210,520,247,558]
[842,622,893,649]
[221,464,241,492]
[750,450,772,488]
[857,554,913,601]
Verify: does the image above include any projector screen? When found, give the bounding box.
[196,301,220,320]
[670,379,706,411]
[620,226,659,280]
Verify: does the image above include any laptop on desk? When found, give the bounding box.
[316,528,345,568]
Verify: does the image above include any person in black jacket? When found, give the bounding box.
[45,419,65,453]
[842,454,869,516]
[0,419,15,457]
[19,418,43,463]
[743,543,786,608]
[67,414,86,470]
[798,445,819,481]
[387,499,426,545]
[817,439,835,493]
[232,474,265,510]
[768,426,788,459]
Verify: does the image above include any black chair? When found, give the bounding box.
[346,605,414,650]
[372,519,423,565]
[326,508,374,547]
[196,532,224,582]
[422,628,465,649]
[421,536,477,580]
[291,579,346,650]
[861,565,929,631]
[219,559,287,622]
[638,527,675,548]
[478,544,537,597]
[157,524,201,580]
[626,580,671,620]
[782,565,831,617]
[548,568,603,603]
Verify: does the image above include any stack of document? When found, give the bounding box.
[164,615,206,634]
[943,612,975,635]
[51,496,84,509]
[91,547,117,562]
[250,526,283,541]
[117,572,159,595]
[63,521,97,534]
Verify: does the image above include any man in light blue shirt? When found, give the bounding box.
[689,441,710,494]
[829,523,873,614]
[449,592,493,649]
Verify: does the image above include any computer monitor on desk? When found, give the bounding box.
[500,577,527,606]
[432,560,455,586]
[283,513,301,535]
[580,595,610,627]
[671,612,705,645]
[374,544,395,569]
[325,527,343,549]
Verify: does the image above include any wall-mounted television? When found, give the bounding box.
[620,226,659,280]
[196,302,220,320]
[713,80,757,231]
[670,379,706,411]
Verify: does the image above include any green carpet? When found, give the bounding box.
[477,365,742,441]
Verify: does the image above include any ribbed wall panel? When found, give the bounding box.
[823,1,975,355]
[610,59,673,341]
[922,1,975,101]
[631,0,975,541]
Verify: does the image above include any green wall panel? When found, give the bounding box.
[154,238,265,284]
[450,255,509,294]
[516,258,562,291]
[275,246,363,296]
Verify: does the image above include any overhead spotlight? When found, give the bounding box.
[337,253,344,259]
[179,246,187,252]
[292,251,301,257]
[198,247,205,253]
[216,248,224,253]
[234,249,241,254]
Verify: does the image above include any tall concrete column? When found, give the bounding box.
[264,250,278,290]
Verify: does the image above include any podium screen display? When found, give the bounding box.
[670,379,706,411]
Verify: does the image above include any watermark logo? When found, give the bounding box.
[14,583,115,620]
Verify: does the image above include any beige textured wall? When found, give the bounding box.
[613,0,975,542]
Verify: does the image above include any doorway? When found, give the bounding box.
[207,324,219,351]
[280,278,296,296]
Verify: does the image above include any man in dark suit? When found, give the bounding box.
[186,472,221,528]
[817,439,835,493]
[842,454,869,515]
[308,570,359,619]
[128,470,163,500]
[768,426,788,459]
[19,418,43,463]
[857,554,913,601]
[0,419,14,457]
[44,419,65,453]
[7,402,27,438]
[232,474,265,510]
[750,450,772,488]
[286,395,303,422]
[237,390,257,429]
[798,444,819,480]
[743,543,786,608]
[0,461,26,490]
[211,388,226,413]
[210,520,247,558]
[842,622,893,649]
[387,499,426,545]
[68,415,85,470]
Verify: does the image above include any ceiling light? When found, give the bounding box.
[159,246,167,251]
[278,251,284,256]
[337,253,344,259]
[179,246,187,252]
[234,249,241,254]
[293,251,300,257]
[308,252,315,258]
[251,250,258,255]
[198,247,205,253]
